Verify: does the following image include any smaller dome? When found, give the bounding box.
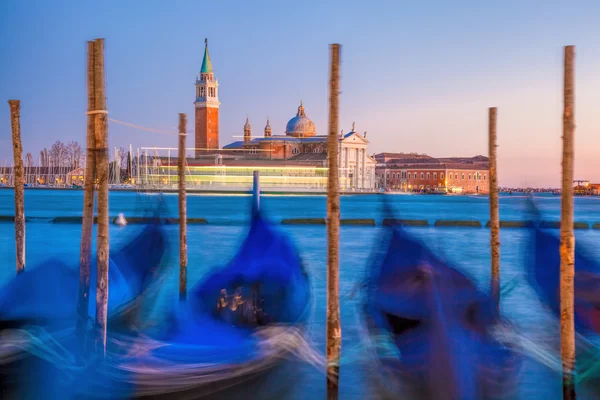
[285,101,316,138]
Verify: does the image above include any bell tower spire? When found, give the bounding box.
[244,115,252,143]
[264,117,272,138]
[194,38,220,156]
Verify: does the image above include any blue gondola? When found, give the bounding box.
[525,198,600,388]
[526,199,600,336]
[0,215,167,329]
[362,218,520,399]
[0,211,168,398]
[118,204,312,399]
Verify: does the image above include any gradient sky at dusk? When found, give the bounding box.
[1,0,599,187]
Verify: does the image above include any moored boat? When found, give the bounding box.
[0,208,169,398]
[361,214,520,399]
[113,201,312,399]
[526,198,600,336]
[525,198,600,389]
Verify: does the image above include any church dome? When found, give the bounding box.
[285,101,316,137]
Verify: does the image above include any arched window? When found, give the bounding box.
[455,173,458,180]
[408,172,411,179]
[469,174,472,180]
[484,174,487,180]
[433,172,437,179]
[426,173,430,179]
[441,173,444,179]
[292,147,299,154]
[461,173,465,180]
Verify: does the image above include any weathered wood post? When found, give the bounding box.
[93,38,110,355]
[488,107,500,310]
[8,100,25,274]
[178,113,187,302]
[326,43,341,400]
[78,41,96,343]
[560,45,576,400]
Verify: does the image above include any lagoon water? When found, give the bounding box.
[1,189,600,399]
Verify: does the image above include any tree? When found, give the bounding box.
[40,149,47,168]
[67,141,84,169]
[50,140,67,167]
[118,147,128,170]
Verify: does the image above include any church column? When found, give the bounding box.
[345,148,349,183]
[361,148,366,189]
[354,148,359,188]
[338,141,342,188]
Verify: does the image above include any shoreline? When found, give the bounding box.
[0,186,376,196]
[0,186,594,197]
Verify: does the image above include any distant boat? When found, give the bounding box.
[384,190,414,195]
[71,183,83,189]
[425,187,448,195]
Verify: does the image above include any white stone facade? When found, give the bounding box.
[338,130,377,190]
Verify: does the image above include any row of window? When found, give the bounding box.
[245,146,324,155]
[198,87,216,98]
[387,172,445,180]
[385,171,487,181]
[448,172,486,181]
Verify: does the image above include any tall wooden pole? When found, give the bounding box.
[78,41,96,344]
[326,43,341,400]
[560,45,576,400]
[178,113,187,302]
[93,38,110,355]
[252,170,260,213]
[8,100,25,275]
[488,107,500,310]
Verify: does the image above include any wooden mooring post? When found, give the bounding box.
[92,38,110,355]
[326,43,341,400]
[560,45,576,400]
[252,170,260,213]
[178,113,187,302]
[8,100,25,274]
[78,41,97,343]
[488,107,500,310]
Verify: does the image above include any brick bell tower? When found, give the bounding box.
[194,38,220,157]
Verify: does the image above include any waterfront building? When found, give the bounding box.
[187,40,376,192]
[375,153,490,194]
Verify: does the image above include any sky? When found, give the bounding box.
[1,0,599,187]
